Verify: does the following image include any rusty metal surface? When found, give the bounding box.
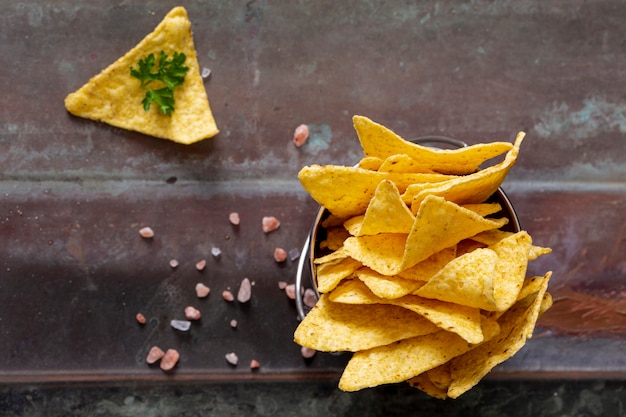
[1,0,626,383]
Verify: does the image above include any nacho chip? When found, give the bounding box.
[355,268,425,299]
[298,165,452,218]
[408,132,525,213]
[342,233,407,276]
[315,255,362,293]
[352,115,514,175]
[338,317,500,391]
[461,203,502,217]
[378,154,436,174]
[357,156,383,171]
[64,7,218,144]
[346,180,415,236]
[294,294,440,352]
[446,272,551,398]
[330,280,485,344]
[490,231,532,311]
[408,373,449,399]
[415,248,499,310]
[319,226,351,252]
[399,247,457,281]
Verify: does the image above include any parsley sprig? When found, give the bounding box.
[130,51,189,116]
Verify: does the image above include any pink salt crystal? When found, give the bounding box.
[273,248,287,263]
[225,352,239,366]
[278,281,288,290]
[139,226,154,239]
[160,349,180,371]
[136,313,147,325]
[262,216,280,233]
[293,124,310,147]
[230,319,238,328]
[229,212,240,225]
[169,259,179,268]
[237,278,252,303]
[222,290,234,302]
[285,283,296,300]
[195,283,211,298]
[250,359,260,370]
[303,288,318,308]
[184,306,201,321]
[196,259,207,271]
[146,346,165,364]
[301,346,316,359]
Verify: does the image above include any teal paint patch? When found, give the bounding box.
[535,97,626,140]
[302,123,332,153]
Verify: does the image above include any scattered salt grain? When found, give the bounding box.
[196,259,207,271]
[184,306,201,321]
[273,248,287,263]
[293,124,310,147]
[285,283,296,300]
[169,259,179,268]
[237,278,252,303]
[230,319,238,328]
[160,349,180,371]
[170,319,191,332]
[278,281,288,290]
[303,288,318,308]
[288,248,301,261]
[146,346,165,364]
[262,216,280,233]
[136,313,147,324]
[250,359,260,370]
[196,283,211,298]
[301,346,316,359]
[225,352,239,366]
[222,290,234,302]
[139,227,154,239]
[211,247,221,258]
[201,67,211,79]
[229,212,240,225]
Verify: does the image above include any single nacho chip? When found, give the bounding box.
[315,255,362,293]
[338,317,500,391]
[355,268,425,299]
[352,115,513,175]
[490,231,533,311]
[347,180,415,236]
[408,373,449,399]
[64,7,218,144]
[378,154,436,174]
[294,294,440,352]
[446,272,551,399]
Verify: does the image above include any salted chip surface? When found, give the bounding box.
[446,272,551,398]
[64,7,219,144]
[294,294,440,352]
[352,115,513,175]
[338,318,500,392]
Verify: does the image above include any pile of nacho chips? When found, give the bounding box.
[294,116,553,399]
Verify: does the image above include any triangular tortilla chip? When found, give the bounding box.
[65,7,218,144]
[345,180,415,236]
[352,115,513,175]
[294,294,440,352]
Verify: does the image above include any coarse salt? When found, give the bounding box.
[196,283,211,298]
[185,306,201,321]
[262,216,280,233]
[139,227,154,239]
[225,352,239,366]
[237,278,252,303]
[229,212,240,225]
[293,124,310,147]
[273,248,287,263]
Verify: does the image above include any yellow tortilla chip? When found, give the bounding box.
[357,156,383,171]
[378,154,436,174]
[490,231,532,311]
[319,226,351,252]
[446,272,551,398]
[408,373,449,399]
[399,247,457,281]
[415,248,500,310]
[338,317,500,391]
[315,255,362,293]
[408,132,525,213]
[355,268,425,299]
[347,180,415,236]
[342,233,407,276]
[461,203,502,217]
[298,165,452,218]
[294,294,440,352]
[352,115,514,175]
[330,280,485,344]
[64,7,218,144]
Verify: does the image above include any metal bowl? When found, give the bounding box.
[295,137,521,320]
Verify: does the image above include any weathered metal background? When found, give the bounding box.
[1,0,626,383]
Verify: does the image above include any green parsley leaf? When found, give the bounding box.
[130,51,189,116]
